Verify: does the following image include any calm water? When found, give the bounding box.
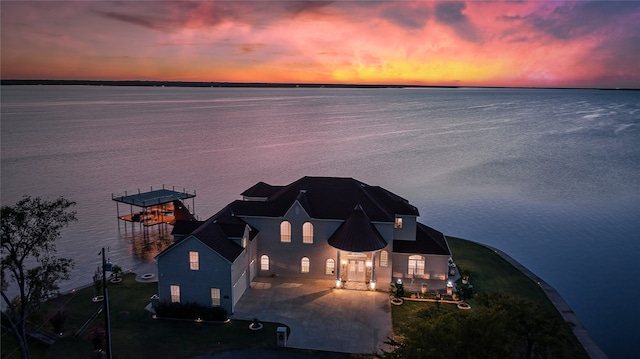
[2,86,639,358]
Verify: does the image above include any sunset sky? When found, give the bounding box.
[2,1,639,88]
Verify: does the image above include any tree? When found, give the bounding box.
[1,196,76,359]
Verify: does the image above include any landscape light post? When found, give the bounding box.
[101,248,113,359]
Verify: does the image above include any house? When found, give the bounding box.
[156,176,453,314]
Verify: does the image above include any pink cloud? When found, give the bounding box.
[1,1,638,88]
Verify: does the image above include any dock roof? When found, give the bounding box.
[112,188,195,207]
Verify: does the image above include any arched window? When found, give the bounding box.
[379,250,389,267]
[325,258,335,275]
[408,255,425,276]
[301,257,310,273]
[302,222,313,244]
[280,221,291,242]
[260,255,269,271]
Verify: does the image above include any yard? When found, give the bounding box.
[2,274,296,359]
[3,236,588,358]
[391,236,588,358]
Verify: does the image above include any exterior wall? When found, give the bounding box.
[242,202,342,279]
[373,245,393,286]
[393,215,417,241]
[157,236,234,314]
[391,253,450,292]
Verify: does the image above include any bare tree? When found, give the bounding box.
[1,196,76,359]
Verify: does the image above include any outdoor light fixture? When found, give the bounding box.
[365,261,372,267]
[336,279,342,288]
[370,281,376,290]
[397,278,402,285]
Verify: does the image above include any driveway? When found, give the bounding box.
[231,277,393,355]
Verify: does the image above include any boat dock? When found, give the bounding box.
[112,186,196,227]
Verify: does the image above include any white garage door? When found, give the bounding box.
[232,270,248,309]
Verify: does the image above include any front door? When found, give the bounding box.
[348,259,366,282]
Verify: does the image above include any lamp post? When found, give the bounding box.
[101,248,113,359]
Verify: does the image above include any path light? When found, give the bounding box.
[336,279,342,288]
[396,278,402,285]
[370,281,376,290]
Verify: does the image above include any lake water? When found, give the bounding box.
[2,85,639,358]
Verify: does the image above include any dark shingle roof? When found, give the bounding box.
[171,220,205,236]
[241,181,283,199]
[393,222,451,256]
[230,176,419,222]
[191,217,244,262]
[327,205,387,251]
[160,206,257,263]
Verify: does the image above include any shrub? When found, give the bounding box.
[85,327,105,350]
[49,310,68,334]
[155,301,228,322]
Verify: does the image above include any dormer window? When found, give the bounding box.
[394,217,403,229]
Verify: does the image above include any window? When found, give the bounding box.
[211,288,221,306]
[260,255,269,271]
[301,257,310,273]
[280,221,291,242]
[189,251,199,270]
[408,255,425,276]
[380,250,389,267]
[325,258,335,275]
[302,222,313,244]
[170,285,180,303]
[394,217,403,229]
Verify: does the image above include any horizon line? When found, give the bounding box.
[1,79,638,91]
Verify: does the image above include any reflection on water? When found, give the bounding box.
[118,223,174,262]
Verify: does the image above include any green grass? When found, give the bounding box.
[3,274,291,359]
[446,236,555,311]
[391,236,588,358]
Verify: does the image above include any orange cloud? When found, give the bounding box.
[1,1,639,88]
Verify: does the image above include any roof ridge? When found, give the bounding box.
[358,181,395,221]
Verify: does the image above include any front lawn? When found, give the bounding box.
[2,273,289,359]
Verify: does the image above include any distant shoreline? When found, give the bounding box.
[1,79,637,91]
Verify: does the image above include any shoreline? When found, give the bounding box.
[471,240,608,359]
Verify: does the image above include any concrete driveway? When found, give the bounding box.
[231,277,393,355]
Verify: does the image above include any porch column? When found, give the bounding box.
[335,250,342,288]
[370,251,377,290]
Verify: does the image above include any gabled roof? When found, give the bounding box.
[189,217,244,262]
[328,205,387,251]
[230,176,419,222]
[393,222,451,256]
[159,206,257,263]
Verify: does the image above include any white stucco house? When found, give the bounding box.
[155,176,453,314]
